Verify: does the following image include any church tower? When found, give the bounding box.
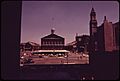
[89,8,98,52]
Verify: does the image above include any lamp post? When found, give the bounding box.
[67,52,68,64]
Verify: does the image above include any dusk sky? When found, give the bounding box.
[21,1,119,45]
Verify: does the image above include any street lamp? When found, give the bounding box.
[84,42,88,54]
[66,52,68,64]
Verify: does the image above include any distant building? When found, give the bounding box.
[66,34,90,53]
[97,16,114,52]
[41,28,65,50]
[20,41,40,51]
[112,22,119,51]
[89,7,119,53]
[89,8,98,53]
[76,34,90,53]
[66,41,77,52]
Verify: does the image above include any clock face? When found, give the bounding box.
[92,16,95,20]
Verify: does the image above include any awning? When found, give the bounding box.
[32,50,69,53]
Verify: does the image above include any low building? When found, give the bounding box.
[76,34,90,53]
[20,41,40,51]
[66,41,77,52]
[66,34,90,53]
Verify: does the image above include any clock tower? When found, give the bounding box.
[89,8,98,52]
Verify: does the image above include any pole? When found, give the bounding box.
[67,52,68,64]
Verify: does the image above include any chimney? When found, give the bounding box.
[103,16,109,23]
[104,16,106,21]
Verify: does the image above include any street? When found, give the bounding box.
[20,51,89,65]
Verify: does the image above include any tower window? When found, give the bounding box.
[79,38,81,41]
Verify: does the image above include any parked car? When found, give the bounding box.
[24,58,34,64]
[83,54,89,57]
[39,56,43,58]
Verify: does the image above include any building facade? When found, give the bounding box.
[20,41,40,51]
[97,16,114,52]
[66,34,90,53]
[89,8,98,53]
[75,34,90,53]
[112,22,119,51]
[89,7,119,53]
[41,29,65,50]
[66,41,76,52]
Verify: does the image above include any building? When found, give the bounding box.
[89,7,119,53]
[20,41,40,51]
[97,16,114,52]
[33,28,70,56]
[76,34,90,53]
[89,8,98,53]
[66,41,77,52]
[66,34,90,53]
[112,22,119,51]
[41,28,65,50]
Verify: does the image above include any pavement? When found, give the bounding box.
[20,51,89,65]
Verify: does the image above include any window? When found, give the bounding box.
[79,38,81,41]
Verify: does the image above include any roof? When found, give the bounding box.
[66,41,77,46]
[21,41,40,46]
[27,41,40,46]
[20,43,26,45]
[41,34,64,39]
[33,50,69,53]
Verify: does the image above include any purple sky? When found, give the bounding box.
[21,1,119,45]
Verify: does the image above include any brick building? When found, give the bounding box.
[97,16,114,52]
[89,7,119,53]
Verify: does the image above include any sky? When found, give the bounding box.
[21,1,119,45]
